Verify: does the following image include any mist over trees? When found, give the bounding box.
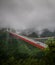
[27,32,38,38]
[0,28,55,38]
[40,29,55,37]
[21,28,55,38]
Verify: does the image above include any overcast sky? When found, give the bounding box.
[0,0,55,32]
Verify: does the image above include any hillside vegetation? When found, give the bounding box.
[0,30,55,65]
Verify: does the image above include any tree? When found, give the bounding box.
[40,29,53,37]
[28,32,38,38]
[39,38,55,65]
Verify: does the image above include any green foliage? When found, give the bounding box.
[0,29,55,65]
[39,38,55,65]
[0,30,43,65]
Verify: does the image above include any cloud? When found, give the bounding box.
[0,0,55,31]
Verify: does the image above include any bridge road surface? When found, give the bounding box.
[9,32,48,50]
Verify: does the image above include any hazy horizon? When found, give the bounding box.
[0,0,55,32]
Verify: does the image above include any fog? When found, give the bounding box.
[0,0,55,32]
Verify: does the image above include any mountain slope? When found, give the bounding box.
[0,30,44,58]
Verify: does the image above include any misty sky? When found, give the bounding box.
[0,0,55,31]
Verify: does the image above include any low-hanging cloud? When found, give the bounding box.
[0,0,55,32]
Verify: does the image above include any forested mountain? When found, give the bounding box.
[40,29,55,37]
[0,29,55,65]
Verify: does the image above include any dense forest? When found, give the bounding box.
[0,29,55,65]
